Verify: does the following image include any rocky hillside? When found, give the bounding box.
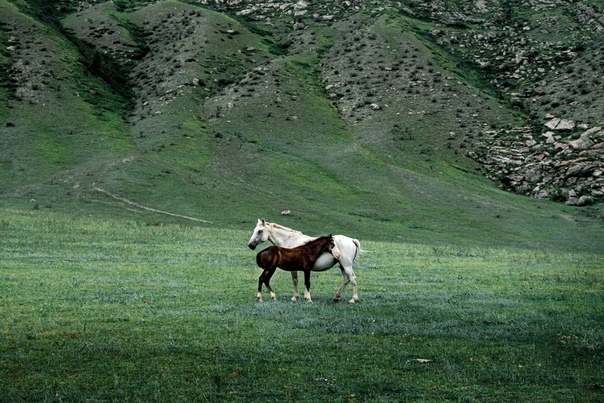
[205,0,604,205]
[1,0,603,208]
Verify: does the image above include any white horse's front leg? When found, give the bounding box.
[291,271,300,301]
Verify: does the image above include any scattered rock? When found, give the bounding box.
[470,123,604,205]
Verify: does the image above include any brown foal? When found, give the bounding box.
[255,235,340,302]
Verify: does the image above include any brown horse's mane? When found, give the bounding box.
[299,234,332,248]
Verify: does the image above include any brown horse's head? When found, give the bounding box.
[326,235,341,260]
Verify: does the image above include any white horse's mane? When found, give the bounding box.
[269,222,303,235]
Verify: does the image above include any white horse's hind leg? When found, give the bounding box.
[335,265,359,304]
[291,272,300,301]
[333,272,350,303]
[348,273,359,304]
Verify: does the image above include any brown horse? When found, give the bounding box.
[256,235,341,302]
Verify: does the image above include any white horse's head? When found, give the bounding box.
[248,218,270,250]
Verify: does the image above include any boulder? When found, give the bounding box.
[544,118,575,131]
[556,119,576,131]
[583,126,602,137]
[544,118,560,130]
[534,189,551,199]
[566,162,588,176]
[577,195,595,206]
[541,131,554,141]
[568,133,593,150]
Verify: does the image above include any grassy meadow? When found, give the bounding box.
[2,208,603,402]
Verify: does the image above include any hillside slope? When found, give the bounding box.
[0,0,603,252]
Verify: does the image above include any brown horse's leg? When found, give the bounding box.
[303,270,312,302]
[258,269,276,301]
[257,274,265,301]
[290,271,300,302]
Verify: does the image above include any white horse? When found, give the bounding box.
[247,219,360,303]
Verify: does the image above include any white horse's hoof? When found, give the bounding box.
[291,296,299,302]
[348,299,357,304]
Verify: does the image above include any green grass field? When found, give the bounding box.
[2,208,603,402]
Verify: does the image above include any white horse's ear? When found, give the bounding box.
[261,218,265,224]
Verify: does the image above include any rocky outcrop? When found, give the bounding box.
[198,0,392,22]
[470,120,604,206]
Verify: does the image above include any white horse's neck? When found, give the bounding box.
[268,223,315,248]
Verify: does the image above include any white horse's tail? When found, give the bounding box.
[354,239,370,253]
[352,239,368,260]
